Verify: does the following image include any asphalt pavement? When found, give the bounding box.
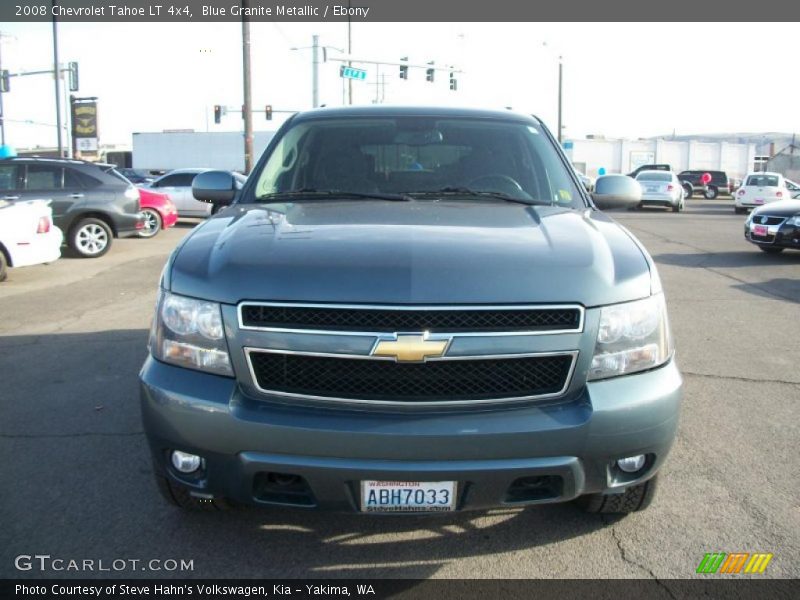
[1,201,798,580]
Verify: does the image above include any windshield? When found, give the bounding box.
[250,116,584,208]
[636,172,672,182]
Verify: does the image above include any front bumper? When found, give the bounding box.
[140,357,682,512]
[745,221,800,249]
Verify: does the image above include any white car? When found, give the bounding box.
[146,168,247,217]
[734,172,790,214]
[634,170,684,212]
[0,199,63,282]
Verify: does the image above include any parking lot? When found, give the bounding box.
[1,199,798,580]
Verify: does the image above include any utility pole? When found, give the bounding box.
[557,55,563,144]
[0,32,6,146]
[347,0,352,105]
[241,2,253,174]
[52,0,63,157]
[311,34,319,108]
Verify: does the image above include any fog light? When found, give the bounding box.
[617,455,646,473]
[171,450,202,473]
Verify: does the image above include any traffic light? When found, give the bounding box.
[449,71,457,91]
[68,62,79,92]
[426,61,435,83]
[214,105,222,124]
[0,70,9,93]
[265,105,272,120]
[399,57,408,80]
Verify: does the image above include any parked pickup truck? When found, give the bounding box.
[140,106,682,516]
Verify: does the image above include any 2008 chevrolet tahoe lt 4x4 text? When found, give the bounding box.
[140,106,682,515]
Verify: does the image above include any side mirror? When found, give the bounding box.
[592,174,642,210]
[192,170,236,205]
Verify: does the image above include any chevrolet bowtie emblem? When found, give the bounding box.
[372,334,449,362]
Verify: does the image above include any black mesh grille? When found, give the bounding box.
[240,305,581,333]
[753,216,785,226]
[248,352,574,402]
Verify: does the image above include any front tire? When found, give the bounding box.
[0,251,8,282]
[138,208,162,238]
[758,246,784,254]
[682,184,693,200]
[704,186,718,199]
[577,475,659,514]
[69,218,113,258]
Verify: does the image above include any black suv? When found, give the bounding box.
[0,157,143,257]
[677,170,730,200]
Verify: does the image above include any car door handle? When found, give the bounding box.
[2,195,19,200]
[70,193,85,199]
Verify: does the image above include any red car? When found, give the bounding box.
[138,188,178,238]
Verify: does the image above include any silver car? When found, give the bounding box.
[635,170,685,212]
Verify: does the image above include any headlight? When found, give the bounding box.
[788,215,800,227]
[148,290,233,376]
[589,294,673,381]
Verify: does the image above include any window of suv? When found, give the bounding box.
[0,165,20,191]
[252,116,584,208]
[25,164,63,190]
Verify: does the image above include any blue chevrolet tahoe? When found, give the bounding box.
[139,106,682,515]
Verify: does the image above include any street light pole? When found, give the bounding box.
[241,4,253,174]
[52,0,63,157]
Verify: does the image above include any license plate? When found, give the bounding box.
[361,481,456,512]
[647,186,658,193]
[755,198,765,204]
[752,225,768,236]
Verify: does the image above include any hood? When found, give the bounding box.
[752,199,800,217]
[168,201,652,307]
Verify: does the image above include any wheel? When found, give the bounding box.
[758,246,784,254]
[672,199,684,213]
[137,208,162,239]
[682,184,693,200]
[577,475,659,514]
[69,218,113,258]
[0,250,7,282]
[154,474,231,511]
[704,186,718,199]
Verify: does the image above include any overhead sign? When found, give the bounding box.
[339,66,367,81]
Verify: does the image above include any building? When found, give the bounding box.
[563,137,757,180]
[132,131,277,172]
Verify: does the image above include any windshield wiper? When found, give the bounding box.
[256,189,411,202]
[407,187,549,206]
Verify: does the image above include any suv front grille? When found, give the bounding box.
[240,304,582,333]
[246,351,575,404]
